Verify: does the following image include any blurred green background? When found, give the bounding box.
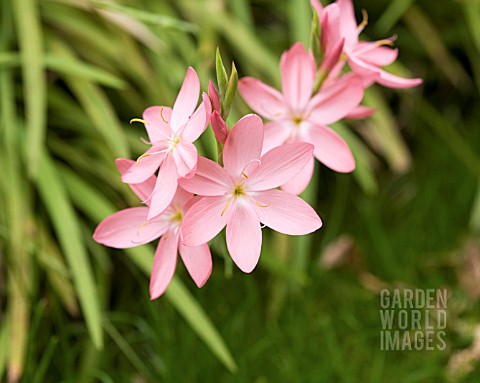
[1,0,480,382]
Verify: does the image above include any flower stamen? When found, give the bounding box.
[358,9,368,31]
[255,201,269,208]
[160,106,168,123]
[130,118,150,125]
[221,199,231,217]
[136,148,167,165]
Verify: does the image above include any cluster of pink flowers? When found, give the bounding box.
[94,0,421,299]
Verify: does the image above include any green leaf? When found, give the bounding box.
[12,0,47,176]
[36,152,103,349]
[332,123,379,196]
[45,54,127,89]
[92,0,198,33]
[216,48,228,100]
[222,62,238,120]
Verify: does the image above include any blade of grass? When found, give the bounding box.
[103,320,156,382]
[332,122,379,195]
[31,337,58,383]
[36,221,79,315]
[36,152,103,349]
[1,61,31,383]
[0,321,9,380]
[12,0,46,176]
[360,87,412,174]
[92,0,198,33]
[50,41,129,159]
[403,5,470,89]
[416,99,480,177]
[0,52,127,89]
[288,0,311,45]
[374,0,415,35]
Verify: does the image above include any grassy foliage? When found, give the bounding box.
[1,0,479,382]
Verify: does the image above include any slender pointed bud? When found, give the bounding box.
[310,7,322,66]
[319,37,344,73]
[222,62,238,120]
[211,110,228,144]
[208,80,221,113]
[215,47,228,100]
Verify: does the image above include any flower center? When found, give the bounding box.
[292,116,303,125]
[170,210,182,223]
[168,135,181,151]
[233,184,245,197]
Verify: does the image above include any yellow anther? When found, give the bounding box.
[160,106,168,123]
[376,39,395,47]
[255,201,269,208]
[359,9,368,30]
[242,172,249,179]
[130,118,150,125]
[221,199,231,217]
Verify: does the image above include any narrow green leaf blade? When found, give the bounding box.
[36,153,103,349]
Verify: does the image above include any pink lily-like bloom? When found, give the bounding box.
[179,114,322,273]
[238,42,364,195]
[312,0,422,89]
[94,159,212,299]
[122,67,212,220]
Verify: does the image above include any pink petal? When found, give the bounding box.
[223,114,264,178]
[226,202,262,273]
[121,144,166,184]
[246,142,314,191]
[170,67,200,132]
[172,141,198,178]
[181,93,212,142]
[93,207,168,248]
[179,156,231,196]
[337,0,359,44]
[251,189,322,235]
[170,187,195,210]
[280,42,316,112]
[321,4,342,53]
[115,158,155,204]
[281,156,315,195]
[348,55,422,89]
[211,111,228,144]
[179,243,212,288]
[345,105,376,120]
[306,123,355,172]
[261,120,292,155]
[150,231,179,299]
[375,69,423,89]
[147,154,178,220]
[355,43,398,66]
[181,195,230,246]
[238,77,287,120]
[308,75,364,125]
[142,106,172,143]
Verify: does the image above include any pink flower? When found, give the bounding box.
[313,0,423,89]
[94,159,212,299]
[179,114,322,273]
[122,67,212,220]
[238,42,364,195]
